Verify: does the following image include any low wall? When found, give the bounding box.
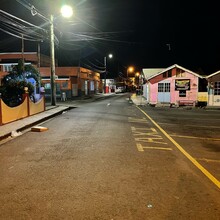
[0,94,45,125]
[29,96,45,116]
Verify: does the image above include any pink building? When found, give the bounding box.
[143,64,205,106]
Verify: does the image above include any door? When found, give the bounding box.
[158,82,170,103]
[85,81,88,95]
[72,84,78,97]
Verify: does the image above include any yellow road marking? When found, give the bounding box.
[170,134,220,141]
[158,122,220,129]
[136,144,172,151]
[135,137,168,144]
[128,117,149,123]
[136,143,144,151]
[196,158,220,163]
[136,106,220,189]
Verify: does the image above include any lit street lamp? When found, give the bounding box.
[135,72,140,87]
[127,66,134,79]
[104,54,113,93]
[50,5,73,106]
[126,66,134,91]
[29,4,73,105]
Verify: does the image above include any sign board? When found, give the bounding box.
[198,92,208,102]
[175,79,190,90]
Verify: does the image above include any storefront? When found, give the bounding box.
[143,64,204,106]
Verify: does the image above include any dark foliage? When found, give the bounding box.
[0,60,41,107]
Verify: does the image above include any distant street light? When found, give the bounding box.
[50,5,73,106]
[135,72,140,87]
[127,66,134,78]
[104,54,113,93]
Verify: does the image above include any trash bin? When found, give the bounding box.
[61,92,67,101]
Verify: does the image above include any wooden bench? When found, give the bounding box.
[178,100,196,106]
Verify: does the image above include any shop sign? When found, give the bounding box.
[175,79,190,90]
[198,92,208,102]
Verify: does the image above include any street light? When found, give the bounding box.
[104,54,113,93]
[135,72,140,87]
[126,66,134,91]
[50,5,73,106]
[127,66,134,78]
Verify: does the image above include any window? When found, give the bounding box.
[62,82,68,89]
[44,83,51,89]
[164,83,170,92]
[179,90,186,97]
[3,65,13,72]
[158,83,170,92]
[158,83,164,92]
[214,81,220,95]
[163,72,167,78]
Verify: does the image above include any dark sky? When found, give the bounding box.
[1,0,220,76]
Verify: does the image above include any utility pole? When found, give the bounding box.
[37,41,41,68]
[50,14,56,106]
[21,34,25,72]
[104,56,107,93]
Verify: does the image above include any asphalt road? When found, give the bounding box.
[0,94,219,220]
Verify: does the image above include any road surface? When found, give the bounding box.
[0,94,219,219]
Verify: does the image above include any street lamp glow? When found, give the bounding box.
[108,54,113,59]
[135,72,140,77]
[61,5,73,18]
[128,66,134,73]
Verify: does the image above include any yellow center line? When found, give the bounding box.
[170,134,220,141]
[136,106,220,189]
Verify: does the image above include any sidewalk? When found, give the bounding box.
[0,93,116,141]
[130,94,147,106]
[130,94,220,110]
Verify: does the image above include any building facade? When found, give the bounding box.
[142,64,206,106]
[0,52,101,99]
[39,67,100,99]
[206,71,220,106]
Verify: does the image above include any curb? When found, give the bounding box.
[0,106,72,141]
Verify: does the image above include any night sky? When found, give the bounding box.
[1,0,220,77]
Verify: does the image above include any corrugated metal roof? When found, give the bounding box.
[142,68,165,79]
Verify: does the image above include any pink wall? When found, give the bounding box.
[172,73,198,103]
[149,83,158,104]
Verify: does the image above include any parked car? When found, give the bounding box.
[115,87,123,93]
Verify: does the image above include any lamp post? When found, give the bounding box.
[50,5,73,106]
[104,54,113,93]
[135,72,140,87]
[126,66,134,91]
